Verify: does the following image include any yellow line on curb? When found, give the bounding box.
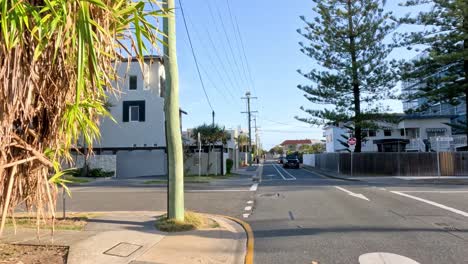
[220,215,254,264]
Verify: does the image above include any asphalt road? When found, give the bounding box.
[62,162,468,264]
[249,161,468,264]
[60,174,256,218]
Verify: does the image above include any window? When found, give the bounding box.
[129,106,139,122]
[368,130,376,137]
[123,100,145,122]
[400,129,405,137]
[129,75,137,90]
[384,130,392,137]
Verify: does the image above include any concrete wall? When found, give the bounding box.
[303,154,316,167]
[184,151,223,175]
[223,152,229,175]
[97,59,166,148]
[116,150,166,178]
[325,126,349,153]
[73,155,116,173]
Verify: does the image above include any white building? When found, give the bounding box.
[324,115,456,153]
[92,56,168,178]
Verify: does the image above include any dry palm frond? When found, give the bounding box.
[0,0,166,236]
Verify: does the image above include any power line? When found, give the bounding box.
[225,0,255,93]
[206,0,244,91]
[178,0,214,112]
[182,13,241,107]
[212,0,250,91]
[260,117,313,129]
[228,0,256,95]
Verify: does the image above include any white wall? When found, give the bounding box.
[73,155,116,173]
[303,154,315,167]
[324,126,349,152]
[116,150,166,178]
[97,58,166,148]
[184,151,223,175]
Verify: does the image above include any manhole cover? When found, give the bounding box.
[104,242,142,257]
[359,253,420,264]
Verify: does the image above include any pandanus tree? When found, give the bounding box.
[0,0,165,235]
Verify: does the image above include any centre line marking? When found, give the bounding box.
[272,164,296,180]
[272,164,292,180]
[391,191,468,218]
[249,183,258,191]
[244,206,252,211]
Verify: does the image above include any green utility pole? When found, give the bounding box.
[163,0,184,221]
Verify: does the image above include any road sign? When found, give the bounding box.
[348,137,357,146]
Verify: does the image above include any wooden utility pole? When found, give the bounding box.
[163,0,184,221]
[241,91,257,165]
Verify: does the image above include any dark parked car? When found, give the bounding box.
[283,157,300,169]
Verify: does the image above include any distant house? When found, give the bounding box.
[280,139,322,153]
[324,115,455,153]
[182,127,248,175]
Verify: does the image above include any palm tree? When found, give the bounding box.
[0,0,166,235]
[236,134,249,153]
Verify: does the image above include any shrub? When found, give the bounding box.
[226,159,234,174]
[88,168,114,178]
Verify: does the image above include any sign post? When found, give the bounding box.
[198,132,201,178]
[348,137,356,177]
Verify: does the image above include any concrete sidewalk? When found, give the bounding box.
[1,211,248,264]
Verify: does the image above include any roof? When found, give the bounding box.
[280,139,312,146]
[118,55,164,63]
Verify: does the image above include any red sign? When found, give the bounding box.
[348,137,356,146]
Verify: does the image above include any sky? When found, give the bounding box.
[172,0,423,149]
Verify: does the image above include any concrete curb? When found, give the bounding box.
[302,165,361,182]
[220,215,254,264]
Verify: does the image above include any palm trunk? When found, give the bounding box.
[163,0,184,221]
[347,0,362,152]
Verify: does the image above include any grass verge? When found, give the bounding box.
[155,211,219,232]
[144,174,234,185]
[63,175,92,184]
[5,212,99,231]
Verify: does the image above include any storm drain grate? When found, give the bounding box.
[434,222,460,232]
[259,193,280,198]
[104,242,143,257]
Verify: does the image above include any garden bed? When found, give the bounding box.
[0,244,68,264]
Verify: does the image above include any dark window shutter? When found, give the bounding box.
[139,101,146,122]
[123,101,130,122]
